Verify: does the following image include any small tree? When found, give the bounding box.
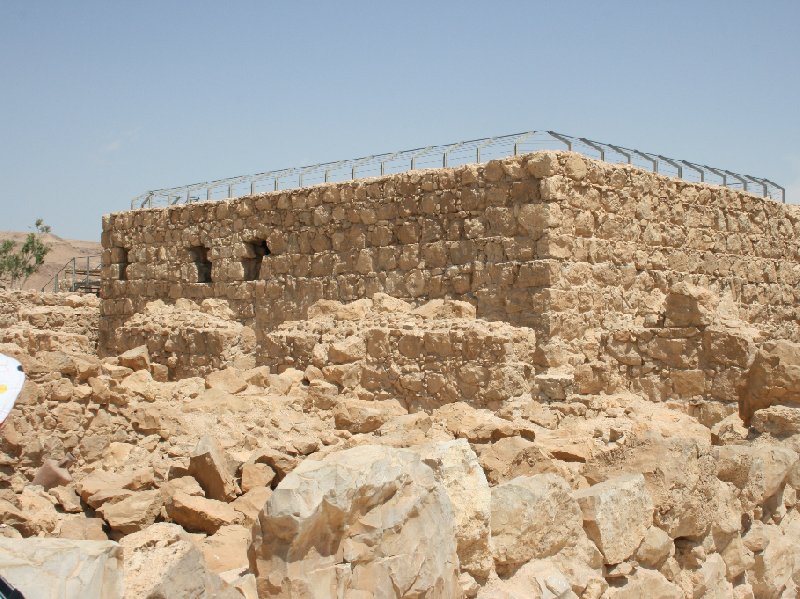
[0,219,52,289]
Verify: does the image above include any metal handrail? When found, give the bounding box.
[129,130,787,209]
[41,255,102,293]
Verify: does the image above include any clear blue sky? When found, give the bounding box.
[1,0,798,240]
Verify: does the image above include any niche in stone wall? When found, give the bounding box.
[188,245,213,284]
[242,239,270,281]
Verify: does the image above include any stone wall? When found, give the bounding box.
[100,151,800,400]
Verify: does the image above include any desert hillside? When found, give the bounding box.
[0,231,101,291]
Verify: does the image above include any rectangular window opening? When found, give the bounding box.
[242,239,270,281]
[116,247,129,281]
[189,245,213,284]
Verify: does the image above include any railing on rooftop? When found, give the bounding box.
[129,130,786,210]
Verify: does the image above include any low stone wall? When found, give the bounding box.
[262,294,537,411]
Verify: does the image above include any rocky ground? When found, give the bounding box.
[1,290,800,598]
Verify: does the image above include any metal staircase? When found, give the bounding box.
[41,255,102,294]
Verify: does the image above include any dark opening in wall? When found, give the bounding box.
[116,247,129,281]
[189,246,212,283]
[242,239,270,281]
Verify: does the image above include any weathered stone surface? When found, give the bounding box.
[249,444,460,598]
[635,525,672,568]
[231,487,273,523]
[32,458,73,490]
[200,524,251,574]
[120,523,240,599]
[740,340,800,424]
[0,537,123,598]
[418,439,492,579]
[333,397,407,434]
[58,515,108,541]
[490,473,583,575]
[118,345,150,371]
[477,437,561,485]
[166,491,240,534]
[435,402,516,443]
[96,489,163,534]
[205,367,248,394]
[188,434,238,502]
[574,474,654,565]
[604,568,681,598]
[241,462,275,492]
[752,406,800,438]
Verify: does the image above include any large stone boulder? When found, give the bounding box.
[740,340,800,425]
[573,474,654,565]
[490,473,583,576]
[0,537,123,599]
[418,439,492,579]
[120,522,240,599]
[189,435,238,502]
[248,444,461,598]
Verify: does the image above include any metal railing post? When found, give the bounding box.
[703,165,728,188]
[607,144,632,164]
[578,138,606,162]
[656,155,683,178]
[71,258,76,291]
[680,161,705,182]
[547,131,573,151]
[632,150,658,173]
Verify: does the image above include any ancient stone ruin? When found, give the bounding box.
[0,150,799,598]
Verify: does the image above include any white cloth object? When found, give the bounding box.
[0,354,25,423]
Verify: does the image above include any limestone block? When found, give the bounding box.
[573,474,654,565]
[490,473,583,575]
[189,435,238,502]
[205,367,247,394]
[739,340,800,425]
[249,444,460,598]
[49,485,82,513]
[231,487,272,524]
[328,335,366,364]
[333,397,407,434]
[417,439,492,579]
[603,568,681,599]
[0,537,123,599]
[58,515,108,541]
[200,524,251,574]
[241,462,275,492]
[664,283,719,327]
[97,489,163,534]
[167,491,240,535]
[434,402,516,443]
[752,406,800,438]
[120,523,240,599]
[477,436,560,485]
[634,525,673,568]
[526,151,561,178]
[749,528,795,599]
[118,345,150,371]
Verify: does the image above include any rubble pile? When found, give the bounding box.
[1,289,800,598]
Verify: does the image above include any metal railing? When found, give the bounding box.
[41,255,102,294]
[130,130,786,209]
